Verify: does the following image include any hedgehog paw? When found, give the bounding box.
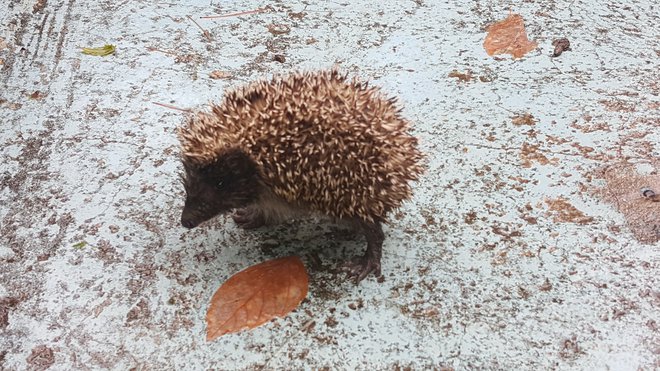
[232,208,266,229]
[343,220,384,283]
[344,255,382,283]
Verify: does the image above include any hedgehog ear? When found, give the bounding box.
[220,147,258,178]
[221,147,249,162]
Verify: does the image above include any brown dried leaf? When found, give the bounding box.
[484,14,538,59]
[206,256,308,340]
[545,198,594,225]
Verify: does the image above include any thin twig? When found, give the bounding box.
[187,15,212,41]
[152,101,192,113]
[146,47,177,56]
[200,7,268,19]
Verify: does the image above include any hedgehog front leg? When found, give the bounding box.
[346,220,384,282]
[232,207,266,229]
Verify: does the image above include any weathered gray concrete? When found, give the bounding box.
[1,0,658,369]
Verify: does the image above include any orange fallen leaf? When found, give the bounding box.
[484,14,538,59]
[206,256,308,340]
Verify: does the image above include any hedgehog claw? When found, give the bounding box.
[344,255,381,283]
[232,208,265,229]
[343,220,384,283]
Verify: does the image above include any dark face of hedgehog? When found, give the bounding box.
[180,148,261,229]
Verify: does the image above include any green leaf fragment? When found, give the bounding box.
[72,241,87,249]
[81,44,116,57]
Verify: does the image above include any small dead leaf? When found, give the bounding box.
[26,345,54,370]
[479,74,494,82]
[512,113,536,126]
[301,320,315,332]
[29,91,45,100]
[448,70,473,82]
[288,11,306,20]
[552,38,571,57]
[539,278,553,291]
[33,0,47,13]
[267,24,291,35]
[72,241,87,249]
[559,336,581,359]
[209,70,230,79]
[484,14,538,59]
[464,211,477,224]
[81,44,116,57]
[520,142,557,167]
[206,256,308,340]
[174,53,202,65]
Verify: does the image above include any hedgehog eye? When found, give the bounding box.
[217,180,224,189]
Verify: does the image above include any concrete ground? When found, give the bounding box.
[1,0,658,369]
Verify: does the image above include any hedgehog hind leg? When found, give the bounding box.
[232,207,266,229]
[345,220,384,283]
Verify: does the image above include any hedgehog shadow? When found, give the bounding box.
[243,217,366,272]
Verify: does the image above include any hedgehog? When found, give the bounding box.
[178,69,424,282]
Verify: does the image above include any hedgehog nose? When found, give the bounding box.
[181,218,197,229]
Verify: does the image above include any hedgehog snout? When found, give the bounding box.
[181,217,198,229]
[181,198,228,229]
[181,207,203,229]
